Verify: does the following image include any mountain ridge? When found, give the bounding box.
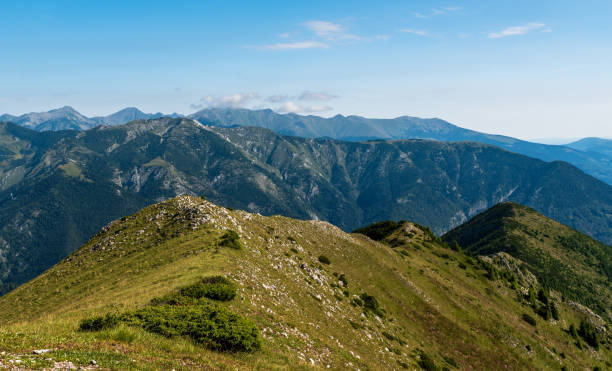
[443,202,612,320]
[0,118,611,295]
[3,106,611,185]
[0,195,608,369]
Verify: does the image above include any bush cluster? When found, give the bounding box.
[318,255,331,265]
[121,304,261,352]
[79,276,260,352]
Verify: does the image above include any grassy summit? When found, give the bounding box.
[443,202,612,321]
[0,196,609,369]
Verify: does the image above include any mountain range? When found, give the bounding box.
[2,106,611,185]
[0,106,178,131]
[0,117,611,295]
[0,195,608,369]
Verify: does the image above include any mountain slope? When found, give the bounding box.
[1,118,611,295]
[0,196,608,369]
[443,202,612,320]
[3,106,611,185]
[190,108,612,185]
[0,107,176,131]
[567,137,612,158]
[0,106,96,131]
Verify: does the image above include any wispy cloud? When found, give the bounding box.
[258,41,329,50]
[265,94,290,103]
[190,92,259,110]
[400,29,430,37]
[488,22,547,39]
[414,6,462,18]
[298,91,338,101]
[303,20,360,41]
[256,19,371,51]
[276,101,333,114]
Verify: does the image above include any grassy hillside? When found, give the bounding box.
[443,202,612,322]
[0,196,609,370]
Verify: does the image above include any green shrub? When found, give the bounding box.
[122,304,261,352]
[569,323,578,338]
[458,262,467,270]
[550,302,560,320]
[360,293,384,317]
[219,230,242,249]
[152,276,237,304]
[536,304,551,320]
[578,319,599,349]
[351,297,363,307]
[382,331,395,341]
[79,277,260,352]
[318,255,331,265]
[181,276,237,301]
[79,313,119,331]
[418,350,439,371]
[339,274,348,287]
[522,313,537,326]
[352,220,403,241]
[442,355,458,368]
[537,289,549,305]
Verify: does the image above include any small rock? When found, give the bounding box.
[90,359,97,365]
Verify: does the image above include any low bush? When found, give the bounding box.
[360,293,384,317]
[352,220,403,241]
[338,274,348,287]
[219,230,242,249]
[418,350,439,371]
[181,276,237,301]
[151,276,237,305]
[79,313,119,331]
[578,319,599,349]
[79,276,260,352]
[318,255,331,265]
[121,304,261,352]
[522,313,537,326]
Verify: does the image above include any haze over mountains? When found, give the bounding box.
[0,117,611,295]
[2,106,612,185]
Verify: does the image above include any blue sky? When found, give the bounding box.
[1,0,611,139]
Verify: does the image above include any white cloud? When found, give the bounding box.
[259,41,329,50]
[298,91,338,101]
[303,105,333,113]
[275,101,334,114]
[400,29,429,37]
[279,32,291,38]
[303,20,360,41]
[192,92,259,109]
[276,101,302,113]
[488,22,547,39]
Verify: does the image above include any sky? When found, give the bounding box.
[1,0,611,140]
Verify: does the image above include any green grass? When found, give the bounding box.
[0,196,609,370]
